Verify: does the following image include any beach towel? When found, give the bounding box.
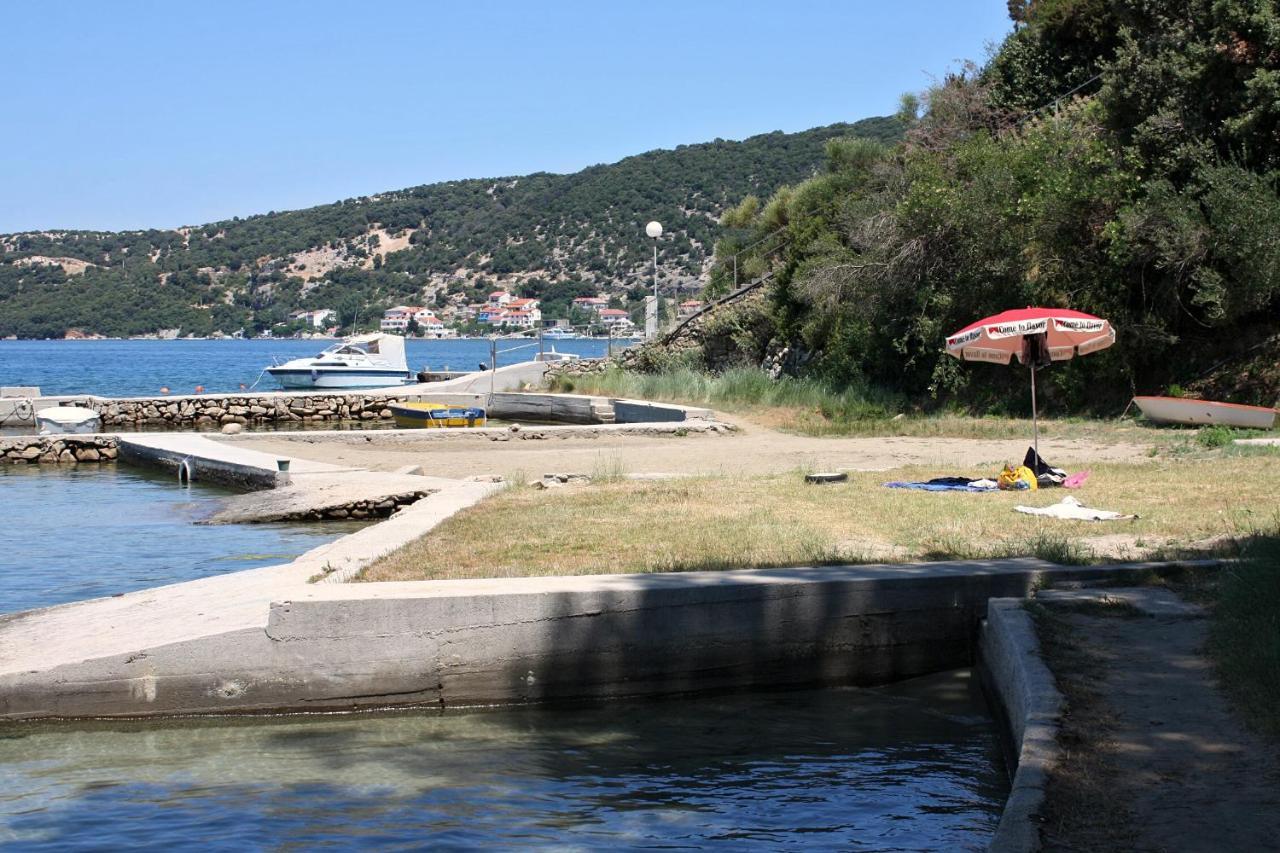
[885,478,998,493]
[1013,495,1136,521]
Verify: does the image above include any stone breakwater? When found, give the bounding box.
[94,393,406,429]
[543,358,611,382]
[1,435,118,464]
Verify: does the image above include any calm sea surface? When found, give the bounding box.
[0,337,621,398]
[0,464,354,613]
[0,671,1008,850]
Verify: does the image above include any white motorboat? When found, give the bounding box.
[541,328,577,341]
[1133,395,1277,429]
[535,347,581,363]
[265,333,413,390]
[36,405,102,435]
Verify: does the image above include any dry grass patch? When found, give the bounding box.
[360,455,1277,582]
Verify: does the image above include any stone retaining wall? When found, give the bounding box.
[96,392,407,429]
[267,490,436,523]
[979,598,1064,853]
[1,434,118,465]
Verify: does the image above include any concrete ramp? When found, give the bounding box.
[117,433,340,489]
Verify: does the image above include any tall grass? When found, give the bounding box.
[1210,532,1280,738]
[554,366,900,428]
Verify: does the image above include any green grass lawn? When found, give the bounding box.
[360,455,1278,582]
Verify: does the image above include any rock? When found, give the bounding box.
[75,448,100,462]
[327,508,349,519]
[222,422,244,435]
[379,409,393,419]
[20,445,42,460]
[58,449,76,463]
[100,446,118,459]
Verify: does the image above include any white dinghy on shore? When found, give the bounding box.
[1133,396,1277,429]
[36,405,102,435]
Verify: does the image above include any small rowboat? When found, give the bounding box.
[389,402,487,429]
[36,405,102,435]
[1133,396,1277,429]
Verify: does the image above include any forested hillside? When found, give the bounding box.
[699,0,1280,409]
[0,117,900,339]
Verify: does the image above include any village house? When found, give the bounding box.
[678,300,703,319]
[290,309,335,329]
[571,296,609,315]
[380,306,442,334]
[596,308,633,331]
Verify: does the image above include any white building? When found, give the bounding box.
[291,309,335,329]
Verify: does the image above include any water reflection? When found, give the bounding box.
[0,671,1006,850]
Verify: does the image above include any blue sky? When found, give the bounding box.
[2,1,1012,233]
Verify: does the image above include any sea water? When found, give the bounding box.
[0,338,619,398]
[0,671,1008,850]
[0,464,353,613]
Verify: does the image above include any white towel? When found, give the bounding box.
[1013,495,1136,521]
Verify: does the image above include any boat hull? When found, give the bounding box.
[265,368,413,390]
[36,406,102,435]
[389,402,487,429]
[1133,396,1277,429]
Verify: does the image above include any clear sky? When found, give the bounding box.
[2,1,1012,233]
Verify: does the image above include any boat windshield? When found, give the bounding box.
[318,344,370,358]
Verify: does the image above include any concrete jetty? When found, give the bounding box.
[0,557,1196,720]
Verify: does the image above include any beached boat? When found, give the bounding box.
[389,402,487,429]
[36,405,102,435]
[265,333,413,390]
[1133,396,1277,429]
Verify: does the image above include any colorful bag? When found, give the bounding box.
[998,464,1039,490]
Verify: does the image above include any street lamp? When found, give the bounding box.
[645,221,662,297]
[645,221,662,340]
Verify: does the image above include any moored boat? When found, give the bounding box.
[1133,396,1277,429]
[265,333,413,390]
[389,402,487,429]
[36,405,102,435]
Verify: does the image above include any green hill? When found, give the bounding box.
[0,117,901,339]
[689,0,1280,410]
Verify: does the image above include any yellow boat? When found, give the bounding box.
[389,402,487,429]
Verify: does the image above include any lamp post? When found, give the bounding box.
[645,221,662,340]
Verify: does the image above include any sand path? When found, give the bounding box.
[231,418,1150,480]
[1040,591,1280,852]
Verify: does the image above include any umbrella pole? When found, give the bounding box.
[1031,365,1039,459]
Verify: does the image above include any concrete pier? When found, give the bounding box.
[0,558,1193,720]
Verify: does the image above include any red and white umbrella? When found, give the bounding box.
[944,307,1115,454]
